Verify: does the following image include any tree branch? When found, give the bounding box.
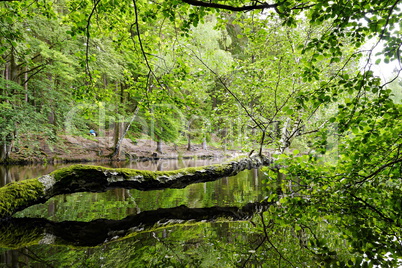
[355,158,402,185]
[349,193,395,224]
[85,0,101,83]
[181,0,279,12]
[187,47,263,131]
[181,0,314,14]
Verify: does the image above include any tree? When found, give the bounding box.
[0,1,80,161]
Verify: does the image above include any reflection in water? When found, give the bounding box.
[0,201,273,248]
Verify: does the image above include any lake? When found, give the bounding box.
[0,159,276,267]
[0,158,400,267]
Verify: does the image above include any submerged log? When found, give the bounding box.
[0,156,271,218]
[0,201,272,248]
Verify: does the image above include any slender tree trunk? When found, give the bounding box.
[24,66,28,102]
[112,106,139,158]
[187,132,192,151]
[0,66,9,162]
[0,52,19,162]
[113,121,124,157]
[187,137,191,151]
[156,139,163,154]
[10,48,18,83]
[0,135,13,162]
[0,144,7,162]
[202,137,207,150]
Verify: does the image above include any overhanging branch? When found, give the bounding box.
[181,0,314,13]
[181,0,279,12]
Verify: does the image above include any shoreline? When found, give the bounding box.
[2,135,242,166]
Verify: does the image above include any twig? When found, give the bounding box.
[349,193,395,224]
[187,47,263,131]
[85,0,101,83]
[132,0,165,91]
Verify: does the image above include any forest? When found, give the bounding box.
[1,0,402,267]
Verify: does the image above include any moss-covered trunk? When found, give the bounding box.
[0,156,271,218]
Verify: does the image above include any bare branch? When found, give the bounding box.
[187,46,263,131]
[132,0,166,91]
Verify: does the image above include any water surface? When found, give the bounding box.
[0,159,275,267]
[1,158,385,267]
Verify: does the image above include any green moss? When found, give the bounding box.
[50,164,99,181]
[54,158,245,184]
[0,223,43,249]
[0,178,44,218]
[49,157,249,184]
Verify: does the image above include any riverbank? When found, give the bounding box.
[4,135,241,165]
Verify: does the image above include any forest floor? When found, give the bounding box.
[9,135,243,164]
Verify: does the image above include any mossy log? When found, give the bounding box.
[0,156,271,218]
[0,201,273,248]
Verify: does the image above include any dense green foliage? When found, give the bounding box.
[1,0,402,266]
[1,0,399,157]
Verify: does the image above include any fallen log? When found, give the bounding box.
[0,156,271,218]
[0,201,272,248]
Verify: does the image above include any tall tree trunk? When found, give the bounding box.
[187,128,192,151]
[24,67,28,102]
[187,136,191,151]
[0,135,13,162]
[156,139,163,154]
[202,137,207,150]
[10,48,18,83]
[113,121,124,158]
[112,106,139,158]
[0,51,19,162]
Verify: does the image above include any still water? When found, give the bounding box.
[2,159,397,267]
[0,159,273,267]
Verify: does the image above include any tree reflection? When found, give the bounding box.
[0,201,272,248]
[1,168,402,267]
[1,198,390,267]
